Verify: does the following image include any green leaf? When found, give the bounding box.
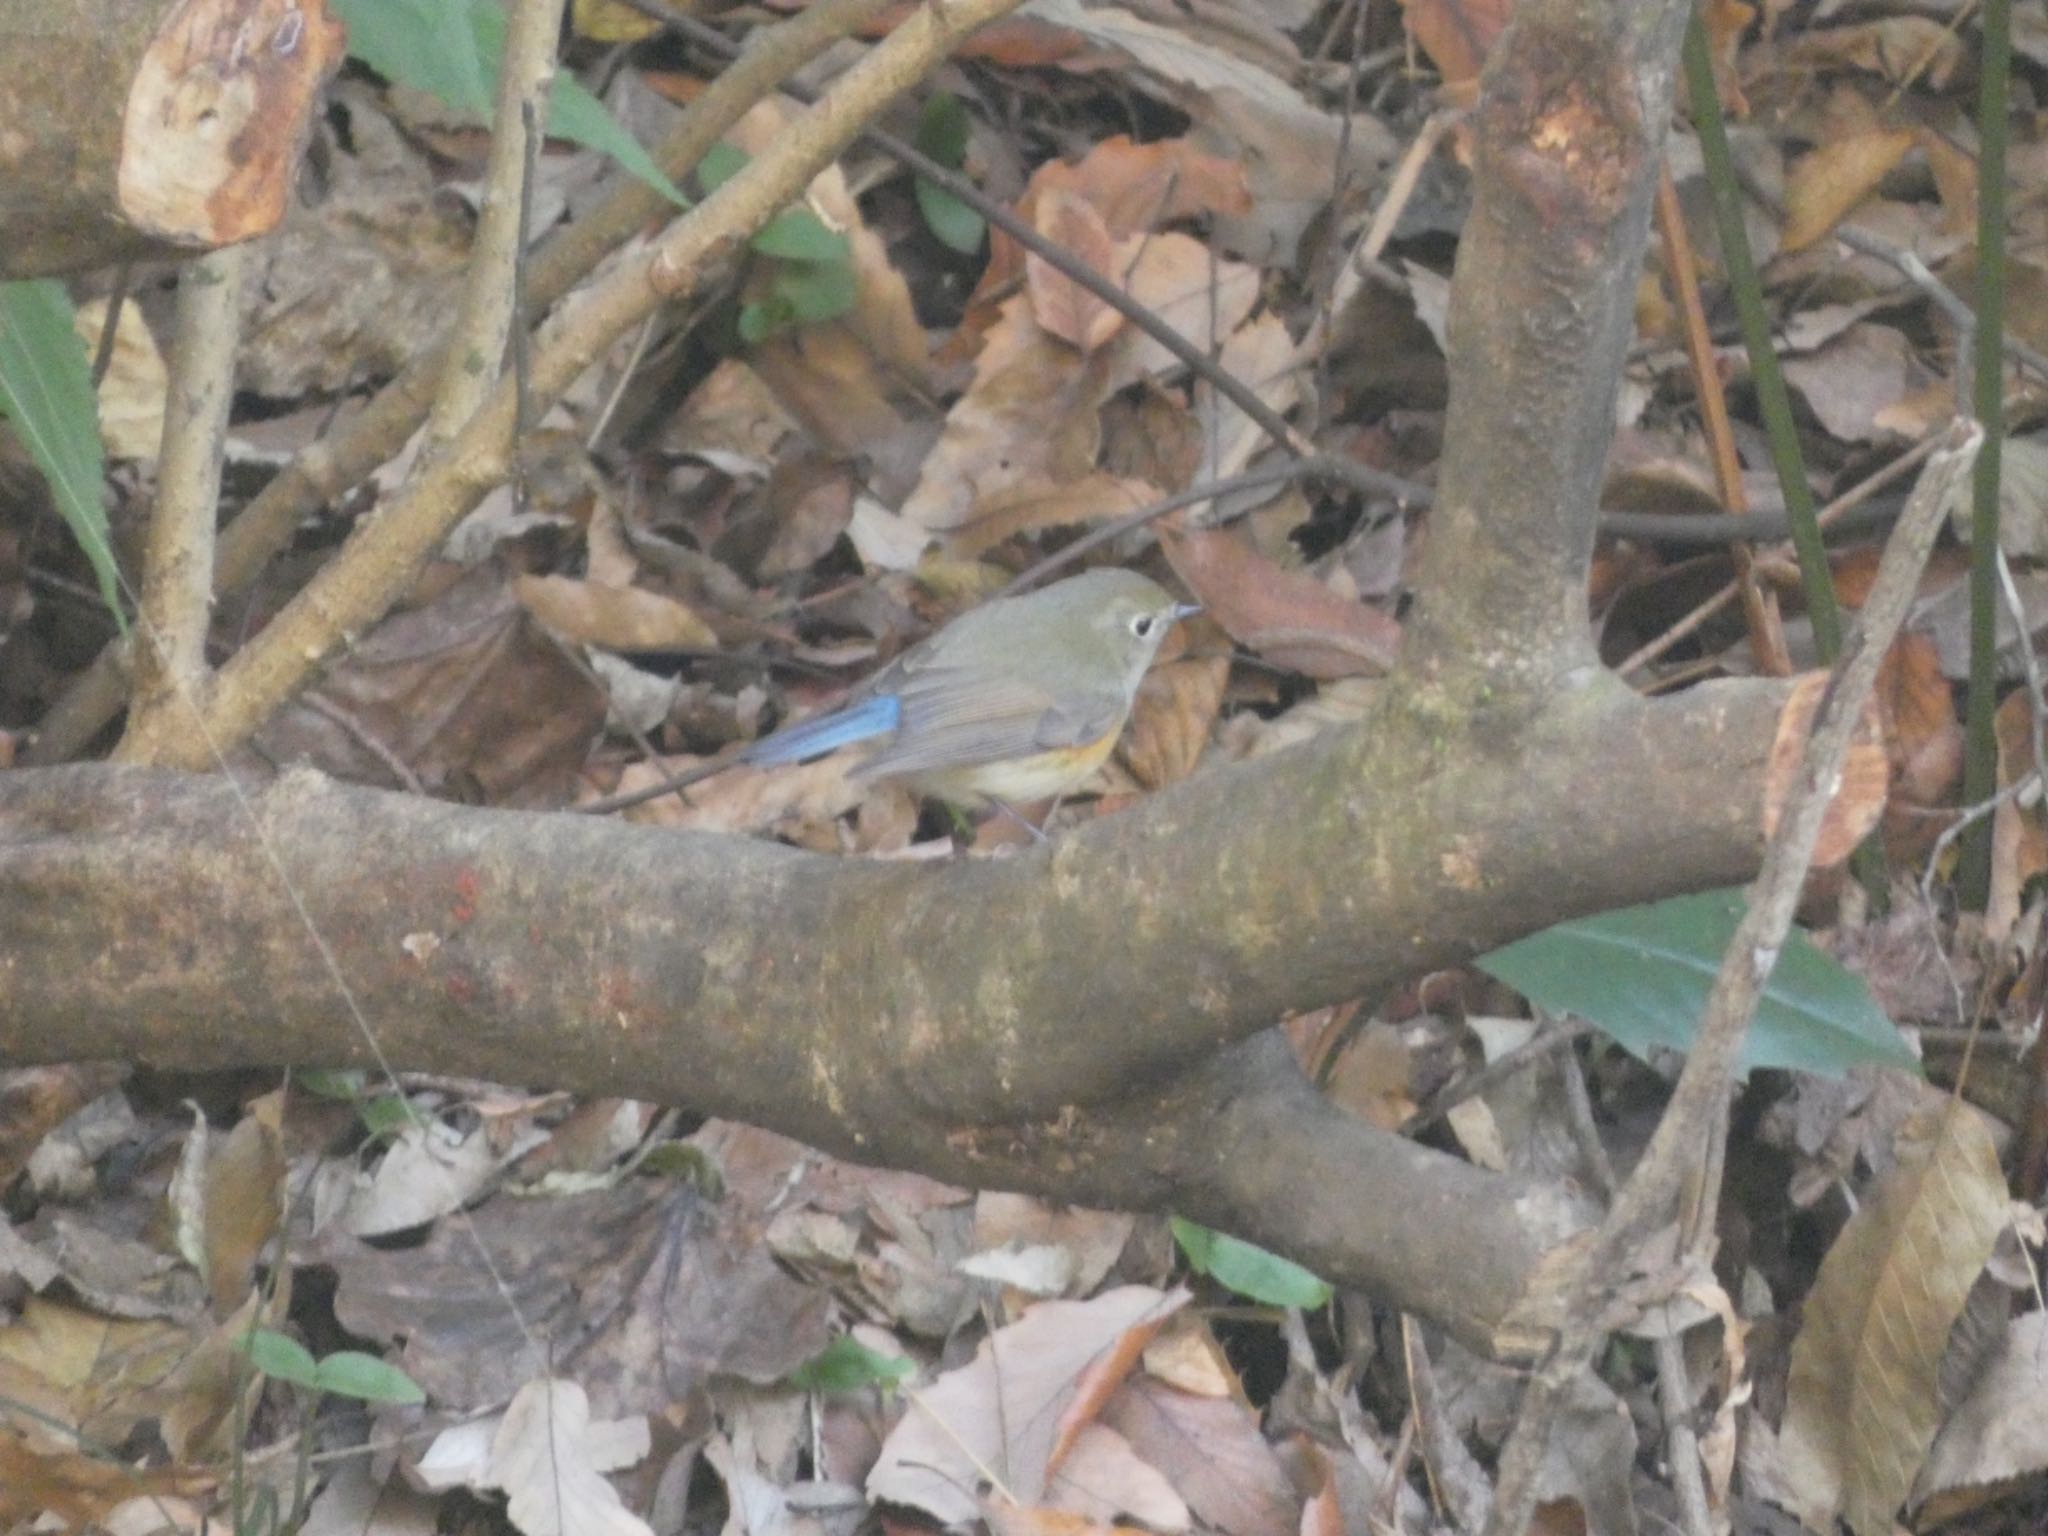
[311,1350,427,1404]
[695,141,746,192]
[333,0,685,206]
[0,281,123,632]
[773,260,858,327]
[357,1093,416,1137]
[1171,1218,1332,1309]
[750,208,850,265]
[240,1329,321,1390]
[916,180,986,256]
[295,1068,369,1101]
[786,1335,913,1393]
[695,142,847,262]
[543,70,686,208]
[332,0,491,116]
[915,91,970,167]
[913,93,984,254]
[1476,888,1919,1076]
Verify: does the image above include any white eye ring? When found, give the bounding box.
[1130,613,1159,639]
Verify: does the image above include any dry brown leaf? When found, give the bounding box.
[1917,1308,2048,1510]
[1139,1316,1235,1398]
[73,298,167,461]
[1101,1376,1299,1536]
[1918,126,1978,234]
[1397,0,1514,86]
[252,566,604,806]
[973,136,1252,317]
[1761,670,1889,867]
[200,1093,284,1311]
[1781,127,1916,253]
[1049,1296,1182,1480]
[1029,191,1125,354]
[1777,1100,2007,1536]
[1877,631,1961,863]
[1700,0,1757,115]
[513,573,719,652]
[1984,686,2048,945]
[944,473,1164,560]
[1780,324,1932,444]
[1160,525,1401,679]
[492,1379,654,1536]
[900,292,1108,531]
[982,1502,1150,1536]
[1783,17,1967,88]
[0,1429,210,1525]
[867,1286,1190,1526]
[1121,655,1227,791]
[0,1065,125,1189]
[606,754,873,844]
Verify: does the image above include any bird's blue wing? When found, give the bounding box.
[852,672,1123,780]
[739,693,902,765]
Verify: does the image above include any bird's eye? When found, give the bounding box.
[1130,613,1158,639]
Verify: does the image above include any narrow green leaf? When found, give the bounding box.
[311,1350,427,1404]
[239,1329,321,1390]
[332,0,491,116]
[913,93,984,254]
[1477,888,1919,1076]
[543,71,686,208]
[334,0,685,206]
[1171,1218,1331,1309]
[0,281,122,631]
[786,1335,913,1393]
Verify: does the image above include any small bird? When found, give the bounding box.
[739,567,1198,809]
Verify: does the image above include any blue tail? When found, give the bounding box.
[740,693,901,766]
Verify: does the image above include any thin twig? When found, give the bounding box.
[25,0,902,766]
[1617,432,1943,677]
[112,243,249,760]
[426,0,568,447]
[120,0,1034,769]
[1484,419,1980,1536]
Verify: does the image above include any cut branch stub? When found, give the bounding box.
[0,0,347,279]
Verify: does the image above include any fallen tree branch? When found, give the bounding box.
[0,670,1792,1355]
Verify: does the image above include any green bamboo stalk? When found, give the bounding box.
[1680,12,1842,662]
[1957,0,2012,907]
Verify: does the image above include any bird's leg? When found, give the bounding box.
[988,799,1051,844]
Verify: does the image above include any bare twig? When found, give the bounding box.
[426,0,569,446]
[113,242,248,760]
[115,0,1032,768]
[25,0,900,766]
[1484,418,1981,1536]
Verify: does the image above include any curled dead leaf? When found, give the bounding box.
[513,574,719,653]
[1160,525,1400,679]
[1121,656,1228,791]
